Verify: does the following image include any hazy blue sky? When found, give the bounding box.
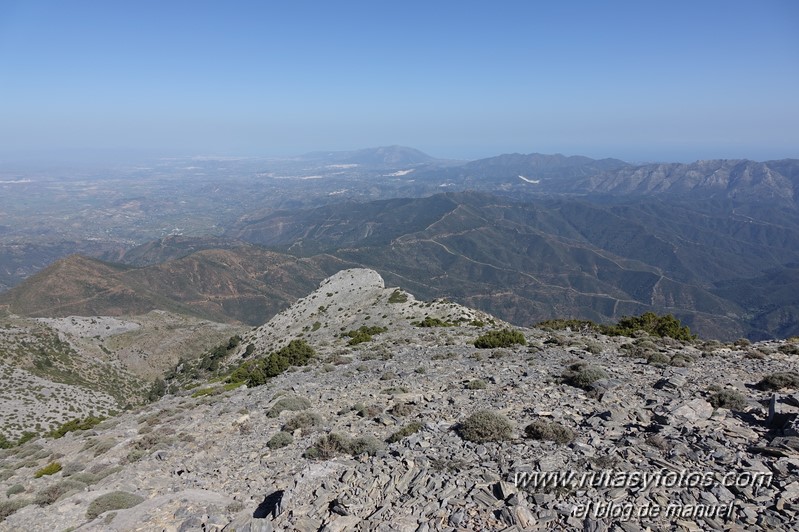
[1,0,797,162]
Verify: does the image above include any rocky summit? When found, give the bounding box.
[1,269,798,531]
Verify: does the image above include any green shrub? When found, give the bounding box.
[277,339,317,365]
[388,289,408,303]
[669,353,694,367]
[387,422,423,443]
[465,379,487,390]
[34,462,62,478]
[16,432,37,446]
[603,312,696,341]
[757,371,799,391]
[267,396,312,418]
[709,389,748,411]
[344,326,388,346]
[474,329,526,349]
[86,491,145,520]
[414,317,453,327]
[228,340,316,387]
[525,419,575,444]
[562,363,608,389]
[646,352,671,366]
[267,431,293,449]
[50,417,103,439]
[456,410,513,443]
[190,387,221,398]
[146,378,167,402]
[0,433,11,450]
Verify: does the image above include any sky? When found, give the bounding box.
[0,0,797,163]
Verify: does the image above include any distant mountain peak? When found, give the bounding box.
[298,145,436,166]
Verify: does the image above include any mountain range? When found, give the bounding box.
[3,189,797,340]
[1,147,798,341]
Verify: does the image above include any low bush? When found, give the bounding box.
[34,479,86,506]
[17,430,39,445]
[344,326,388,346]
[303,433,352,459]
[387,422,423,443]
[227,340,316,387]
[267,432,293,449]
[535,319,600,333]
[282,412,324,433]
[381,386,409,395]
[709,389,748,411]
[49,417,103,439]
[778,344,799,356]
[562,363,608,389]
[456,410,513,443]
[524,419,575,444]
[267,396,312,418]
[388,289,408,303]
[0,498,31,521]
[60,462,85,477]
[414,317,453,327]
[86,491,145,520]
[34,462,62,478]
[646,352,671,366]
[603,312,696,341]
[389,403,414,417]
[348,436,384,456]
[354,403,383,418]
[465,379,487,390]
[757,371,799,391]
[474,329,526,349]
[669,353,694,367]
[5,484,24,497]
[304,432,385,459]
[70,472,101,485]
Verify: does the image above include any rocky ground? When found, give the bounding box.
[0,311,244,439]
[0,269,797,531]
[37,311,245,380]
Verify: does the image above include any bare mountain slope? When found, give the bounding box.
[0,250,352,326]
[230,192,799,339]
